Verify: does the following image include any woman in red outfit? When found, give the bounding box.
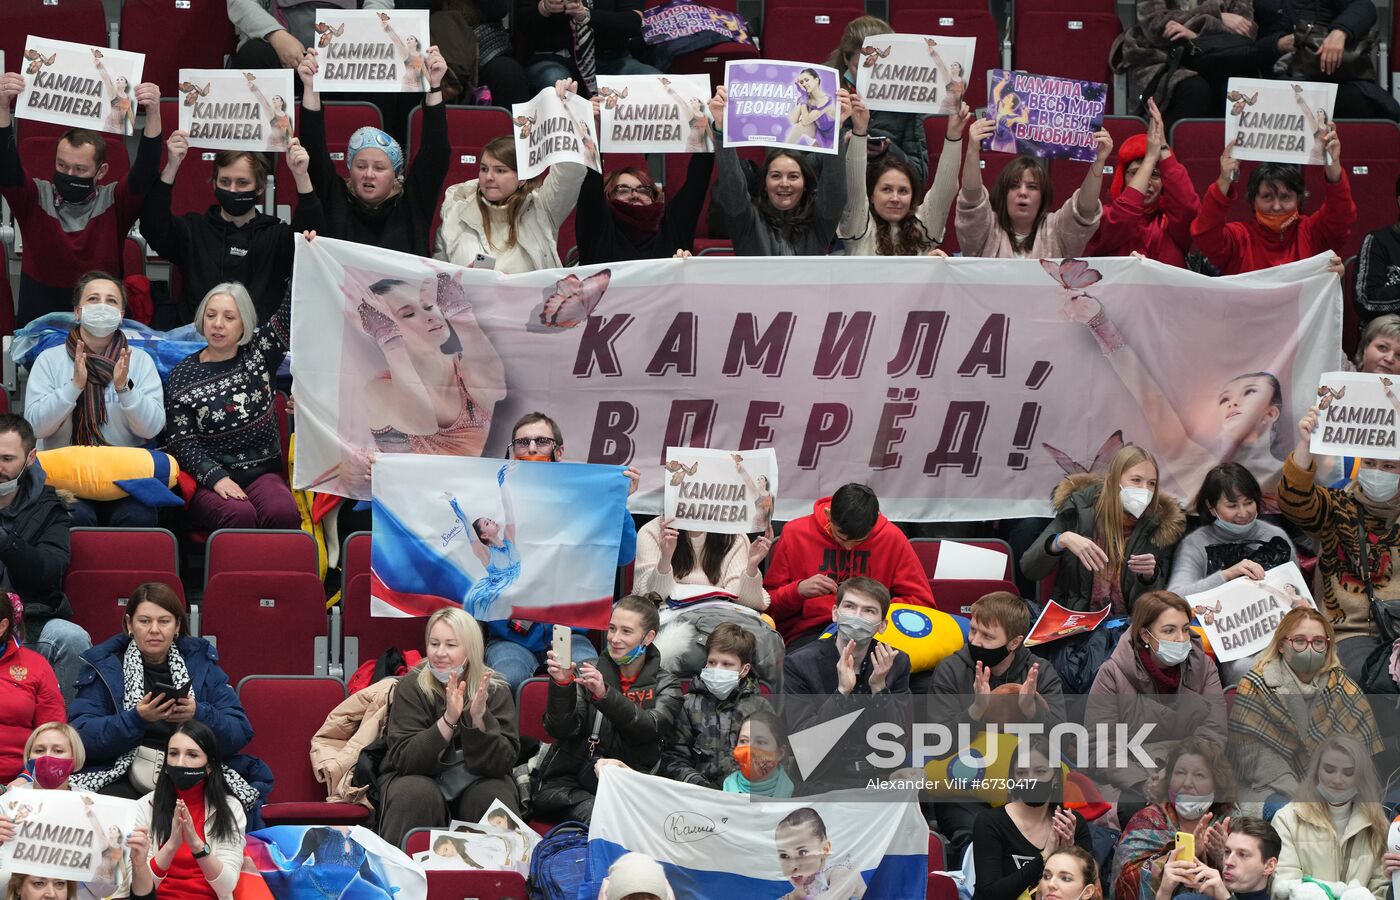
[0,596,65,783]
[1190,126,1355,274]
[1085,100,1199,266]
[136,721,246,900]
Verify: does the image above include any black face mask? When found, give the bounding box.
[53,171,95,203]
[968,641,1011,669]
[1010,777,1059,808]
[165,764,208,791]
[214,187,260,217]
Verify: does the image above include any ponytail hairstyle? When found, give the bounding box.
[867,156,935,256]
[477,136,542,252]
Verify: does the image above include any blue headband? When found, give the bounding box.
[347,127,404,175]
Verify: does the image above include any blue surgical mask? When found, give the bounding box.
[611,642,647,666]
[1213,516,1255,537]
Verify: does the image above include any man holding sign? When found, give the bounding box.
[0,69,163,324]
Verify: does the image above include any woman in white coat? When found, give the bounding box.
[434,80,586,275]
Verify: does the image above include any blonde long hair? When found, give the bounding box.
[1093,445,1159,577]
[1250,607,1342,676]
[1291,734,1387,856]
[416,608,493,697]
[476,136,542,253]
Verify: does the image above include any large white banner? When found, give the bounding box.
[585,767,928,899]
[16,39,145,136]
[289,239,1341,522]
[178,69,295,153]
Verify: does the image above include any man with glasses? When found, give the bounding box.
[484,411,641,692]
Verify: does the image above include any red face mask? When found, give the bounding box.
[516,454,552,462]
[1255,209,1299,233]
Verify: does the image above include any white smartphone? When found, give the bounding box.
[473,253,496,270]
[551,624,572,672]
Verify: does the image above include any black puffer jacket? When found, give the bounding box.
[0,466,71,634]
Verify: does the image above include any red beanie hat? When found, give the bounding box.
[1110,133,1148,200]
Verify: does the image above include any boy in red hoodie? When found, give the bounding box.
[763,483,932,646]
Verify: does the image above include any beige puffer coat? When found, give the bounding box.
[310,677,397,808]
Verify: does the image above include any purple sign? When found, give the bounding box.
[981,68,1108,162]
[723,60,841,155]
[641,0,755,47]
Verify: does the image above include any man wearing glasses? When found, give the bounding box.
[483,411,641,692]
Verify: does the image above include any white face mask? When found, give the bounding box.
[1357,467,1400,502]
[1120,486,1153,518]
[0,472,20,498]
[1317,783,1357,805]
[699,667,741,699]
[430,663,464,684]
[1151,637,1192,667]
[80,304,123,338]
[1174,792,1215,819]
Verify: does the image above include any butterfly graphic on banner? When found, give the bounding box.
[315,21,346,47]
[1042,430,1126,476]
[1317,384,1347,408]
[860,45,891,68]
[539,270,612,328]
[597,86,630,109]
[513,114,536,139]
[1227,90,1259,116]
[179,81,212,106]
[664,459,699,486]
[23,50,57,76]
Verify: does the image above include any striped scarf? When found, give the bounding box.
[65,325,128,447]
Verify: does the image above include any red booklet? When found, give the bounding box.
[1023,600,1111,647]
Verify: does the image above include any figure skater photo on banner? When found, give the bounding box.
[774,808,865,900]
[245,73,292,151]
[442,462,522,621]
[659,77,714,152]
[1292,84,1332,166]
[250,825,427,900]
[557,80,601,171]
[94,50,136,136]
[379,13,429,93]
[925,39,965,115]
[787,68,836,148]
[1045,258,1292,507]
[988,70,1027,154]
[732,453,774,532]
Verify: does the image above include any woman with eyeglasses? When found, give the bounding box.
[437,80,587,274]
[1227,608,1382,813]
[1279,407,1400,679]
[576,91,717,265]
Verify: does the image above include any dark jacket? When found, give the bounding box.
[867,110,930,189]
[140,183,325,322]
[300,102,449,258]
[658,674,771,787]
[714,137,848,257]
[927,644,1067,730]
[1020,473,1187,613]
[69,635,255,768]
[380,667,519,787]
[513,0,645,61]
[576,153,714,265]
[1111,0,1262,110]
[1355,224,1400,321]
[1255,0,1377,44]
[0,465,72,632]
[537,647,682,792]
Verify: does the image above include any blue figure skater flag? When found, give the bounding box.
[246,825,426,900]
[585,767,929,899]
[370,454,628,628]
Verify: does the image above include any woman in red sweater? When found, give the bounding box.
[136,720,246,900]
[1191,126,1354,274]
[1085,100,1198,267]
[0,595,65,782]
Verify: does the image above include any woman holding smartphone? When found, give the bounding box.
[68,584,271,821]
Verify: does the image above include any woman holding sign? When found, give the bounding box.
[437,81,586,273]
[711,86,851,256]
[1191,129,1354,274]
[956,120,1110,257]
[839,101,966,255]
[296,46,450,257]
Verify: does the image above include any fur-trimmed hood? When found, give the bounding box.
[1050,472,1186,549]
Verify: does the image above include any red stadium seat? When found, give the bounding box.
[0,255,13,339]
[759,6,865,63]
[119,0,236,96]
[201,572,330,683]
[239,675,371,826]
[69,526,179,572]
[910,538,1015,580]
[123,236,146,279]
[1,0,108,87]
[339,533,428,676]
[275,102,382,208]
[516,677,551,744]
[1333,120,1400,261]
[158,99,221,218]
[423,870,528,900]
[1344,255,1360,358]
[889,8,1002,109]
[928,578,1022,617]
[928,830,947,870]
[1011,3,1121,87]
[64,571,185,644]
[204,527,318,585]
[407,105,513,248]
